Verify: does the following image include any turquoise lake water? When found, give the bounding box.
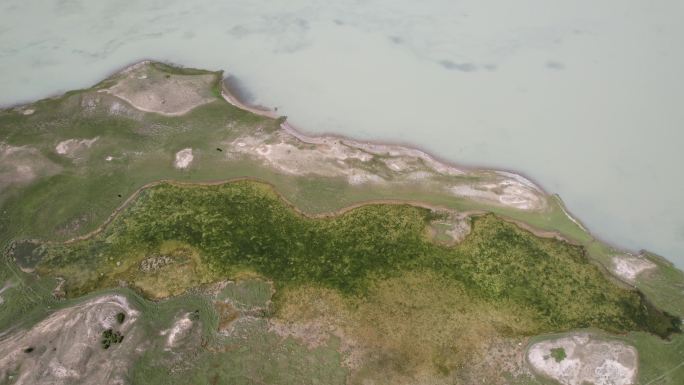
[1,0,683,266]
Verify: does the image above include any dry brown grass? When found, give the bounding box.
[128,242,217,299]
[214,301,240,332]
[275,271,540,384]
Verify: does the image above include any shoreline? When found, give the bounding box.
[219,76,606,233]
[1,59,659,264]
[218,70,667,265]
[221,80,546,186]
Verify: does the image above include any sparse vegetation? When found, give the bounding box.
[276,272,539,383]
[101,328,124,349]
[550,347,566,362]
[189,309,200,321]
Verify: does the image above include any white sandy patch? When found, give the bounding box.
[81,94,99,111]
[55,138,98,156]
[80,94,144,120]
[229,134,378,182]
[22,109,35,115]
[1,143,60,191]
[383,158,409,172]
[229,131,450,187]
[174,148,194,169]
[0,282,12,306]
[0,294,141,385]
[450,178,546,211]
[108,101,125,115]
[351,140,465,176]
[160,313,193,350]
[496,171,543,192]
[55,141,71,155]
[527,333,637,385]
[347,171,384,185]
[287,125,549,207]
[225,123,546,207]
[405,171,435,181]
[280,123,465,176]
[612,254,657,282]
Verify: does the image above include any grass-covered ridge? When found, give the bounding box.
[36,180,680,338]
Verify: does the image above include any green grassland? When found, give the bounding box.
[27,179,681,382]
[130,316,347,385]
[36,180,678,338]
[0,254,57,334]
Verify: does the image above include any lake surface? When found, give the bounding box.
[1,1,683,266]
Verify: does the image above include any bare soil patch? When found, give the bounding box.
[54,137,98,157]
[106,62,218,116]
[174,148,194,169]
[527,333,638,385]
[0,295,142,385]
[226,126,547,211]
[160,312,195,350]
[612,254,657,282]
[0,143,60,193]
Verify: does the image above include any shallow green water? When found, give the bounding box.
[1,0,682,266]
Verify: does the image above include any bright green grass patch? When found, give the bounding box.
[36,180,680,338]
[550,347,566,362]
